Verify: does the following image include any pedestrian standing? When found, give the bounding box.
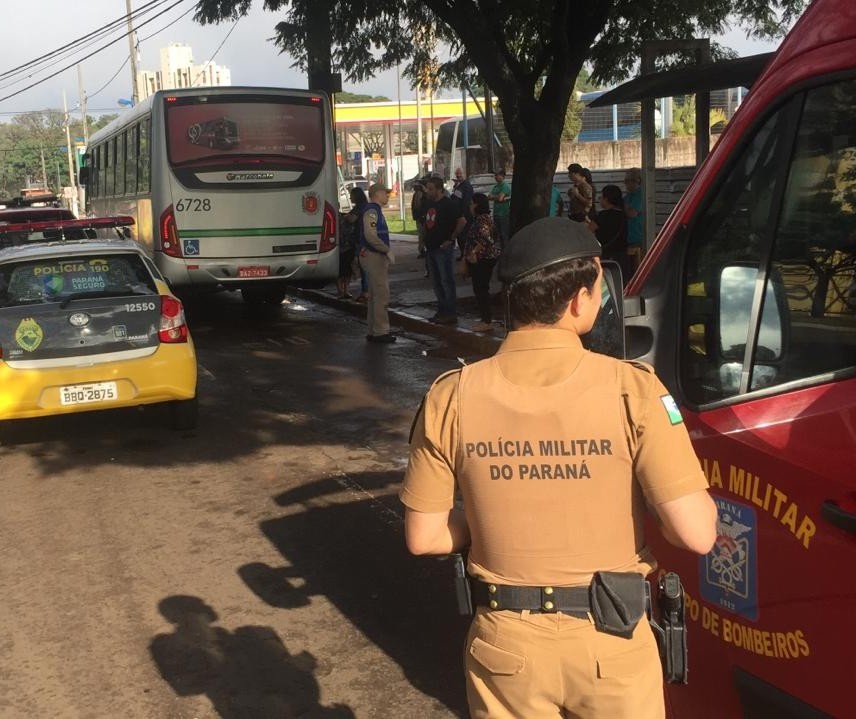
[592,184,631,283]
[401,216,717,719]
[566,163,593,223]
[624,167,645,277]
[452,167,475,259]
[412,179,430,277]
[423,176,466,325]
[488,169,512,247]
[359,183,396,343]
[548,181,564,217]
[342,187,369,302]
[463,193,500,333]
[582,167,598,224]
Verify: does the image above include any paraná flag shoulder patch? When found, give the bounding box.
[661,394,683,425]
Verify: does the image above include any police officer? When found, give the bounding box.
[400,216,717,718]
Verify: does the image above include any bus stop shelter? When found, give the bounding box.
[589,49,774,248]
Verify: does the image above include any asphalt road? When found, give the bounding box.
[0,291,483,719]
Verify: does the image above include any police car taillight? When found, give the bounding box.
[159,295,189,343]
[319,201,337,253]
[159,205,182,258]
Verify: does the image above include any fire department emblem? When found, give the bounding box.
[15,317,44,352]
[700,497,759,620]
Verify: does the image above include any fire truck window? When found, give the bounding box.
[681,108,788,404]
[682,78,856,406]
[766,78,856,387]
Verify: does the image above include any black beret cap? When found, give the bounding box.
[497,217,601,283]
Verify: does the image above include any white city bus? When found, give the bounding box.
[82,87,339,304]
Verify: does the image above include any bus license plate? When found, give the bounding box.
[238,266,270,278]
[59,382,118,406]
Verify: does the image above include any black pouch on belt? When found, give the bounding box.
[589,571,647,639]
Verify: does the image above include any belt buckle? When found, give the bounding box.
[540,586,557,613]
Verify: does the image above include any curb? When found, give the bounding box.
[289,287,503,355]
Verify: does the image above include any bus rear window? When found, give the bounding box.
[165,97,324,166]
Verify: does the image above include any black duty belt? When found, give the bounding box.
[471,581,590,617]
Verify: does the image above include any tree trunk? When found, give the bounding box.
[497,72,578,234]
[306,0,333,91]
[504,111,566,232]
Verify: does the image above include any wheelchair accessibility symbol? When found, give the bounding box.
[183,239,200,256]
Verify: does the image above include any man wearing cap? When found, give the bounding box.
[400,217,716,718]
[359,183,396,343]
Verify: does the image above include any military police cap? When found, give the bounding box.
[497,216,601,283]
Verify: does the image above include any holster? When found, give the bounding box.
[452,553,474,616]
[651,572,689,683]
[589,571,647,639]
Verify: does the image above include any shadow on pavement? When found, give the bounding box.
[150,594,355,718]
[241,469,471,717]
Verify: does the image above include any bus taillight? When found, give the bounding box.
[319,202,337,253]
[159,205,182,258]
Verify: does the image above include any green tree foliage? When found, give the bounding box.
[335,91,391,103]
[0,112,114,198]
[194,0,808,230]
[670,97,729,136]
[563,68,599,142]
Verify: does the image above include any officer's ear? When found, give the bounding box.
[568,285,591,318]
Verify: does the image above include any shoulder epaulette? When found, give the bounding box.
[409,369,462,443]
[622,359,655,374]
[428,368,463,389]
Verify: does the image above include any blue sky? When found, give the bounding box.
[0,0,788,119]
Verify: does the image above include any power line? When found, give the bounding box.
[87,3,197,104]
[0,0,173,84]
[86,57,130,104]
[0,0,187,105]
[0,109,122,117]
[190,18,241,87]
[139,3,196,44]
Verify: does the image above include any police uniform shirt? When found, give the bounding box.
[400,328,710,587]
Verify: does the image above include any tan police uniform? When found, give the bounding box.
[401,328,710,719]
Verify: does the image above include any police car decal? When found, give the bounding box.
[15,317,44,352]
[660,394,683,425]
[700,497,759,621]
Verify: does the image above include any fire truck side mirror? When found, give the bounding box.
[582,259,626,359]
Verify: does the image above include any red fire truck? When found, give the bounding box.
[612,0,856,715]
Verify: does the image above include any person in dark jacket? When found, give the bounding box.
[342,187,370,302]
[592,184,631,283]
[452,167,475,259]
[424,176,466,324]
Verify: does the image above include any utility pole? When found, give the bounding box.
[126,0,139,105]
[485,83,496,174]
[40,146,48,189]
[416,85,423,175]
[77,64,89,145]
[63,90,79,216]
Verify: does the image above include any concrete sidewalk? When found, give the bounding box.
[294,233,504,354]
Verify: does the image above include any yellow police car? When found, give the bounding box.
[0,218,197,429]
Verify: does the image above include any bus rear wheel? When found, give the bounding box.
[241,285,287,305]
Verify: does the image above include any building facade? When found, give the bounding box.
[136,43,232,100]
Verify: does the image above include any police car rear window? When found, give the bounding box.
[0,253,157,307]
